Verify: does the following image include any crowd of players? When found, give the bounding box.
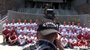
[2,19,90,48]
[59,21,90,48]
[2,19,37,46]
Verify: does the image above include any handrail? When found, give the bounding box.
[0,16,7,33]
[0,16,8,22]
[0,19,7,24]
[1,16,7,20]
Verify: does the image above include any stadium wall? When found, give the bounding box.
[7,10,90,27]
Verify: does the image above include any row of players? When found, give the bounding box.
[3,19,90,29]
[3,19,90,32]
[3,20,90,39]
[59,22,90,37]
[3,19,38,30]
[3,27,89,47]
[61,36,88,48]
[2,19,90,46]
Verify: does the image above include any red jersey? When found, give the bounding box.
[2,29,11,38]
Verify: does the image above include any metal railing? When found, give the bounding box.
[0,16,8,33]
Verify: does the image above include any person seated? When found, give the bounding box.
[16,28,21,35]
[68,22,71,26]
[72,29,77,37]
[32,21,38,30]
[10,26,17,35]
[8,32,18,45]
[68,29,73,37]
[77,37,87,46]
[26,35,33,44]
[27,27,32,36]
[63,21,67,27]
[18,27,25,35]
[71,22,76,28]
[15,19,22,29]
[76,22,82,29]
[77,33,83,40]
[3,19,11,29]
[70,37,77,47]
[60,30,68,37]
[21,19,27,28]
[2,27,11,43]
[61,36,68,48]
[68,37,75,48]
[29,19,33,28]
[10,19,15,28]
[26,28,34,43]
[18,33,27,46]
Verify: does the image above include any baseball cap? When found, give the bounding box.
[37,22,59,35]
